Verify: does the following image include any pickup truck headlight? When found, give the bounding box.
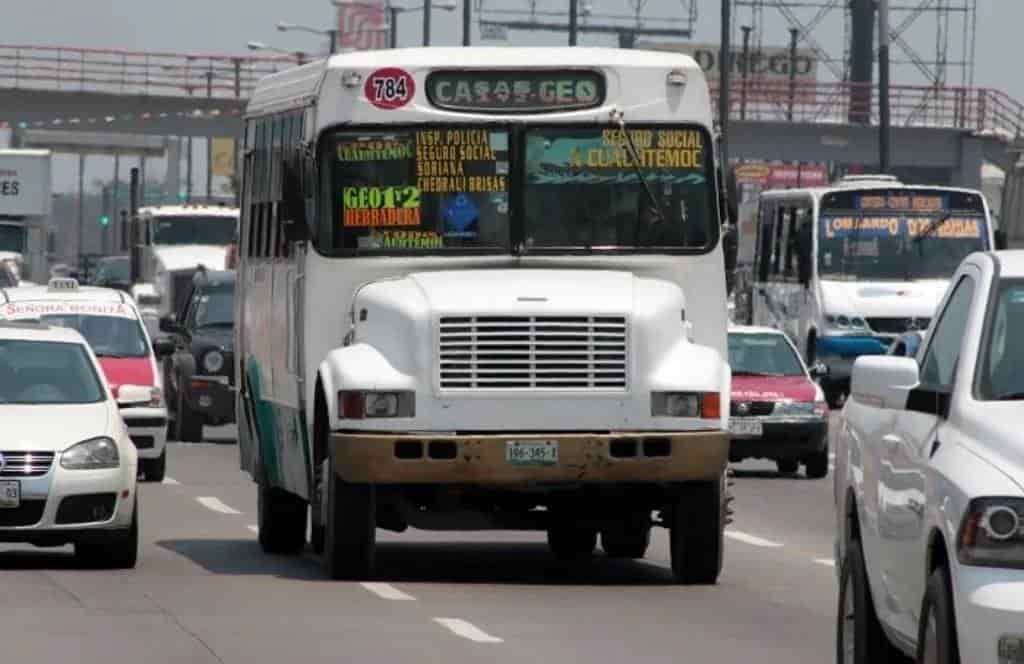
[651,392,721,418]
[958,497,1024,569]
[338,391,415,419]
[202,350,225,373]
[61,437,120,470]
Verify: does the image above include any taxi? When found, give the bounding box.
[727,326,831,478]
[0,320,138,567]
[0,278,173,481]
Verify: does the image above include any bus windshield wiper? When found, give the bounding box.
[912,212,952,245]
[610,109,665,225]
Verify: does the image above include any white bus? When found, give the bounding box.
[236,47,732,583]
[748,175,995,404]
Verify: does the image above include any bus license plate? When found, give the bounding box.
[0,481,20,509]
[729,419,763,437]
[506,441,559,466]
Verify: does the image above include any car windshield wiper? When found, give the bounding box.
[732,370,785,377]
[197,322,233,329]
[610,109,666,226]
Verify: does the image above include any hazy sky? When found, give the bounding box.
[0,0,1016,192]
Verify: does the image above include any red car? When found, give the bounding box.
[727,326,830,478]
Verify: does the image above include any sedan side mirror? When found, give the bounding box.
[850,356,920,410]
[152,336,176,358]
[159,314,182,334]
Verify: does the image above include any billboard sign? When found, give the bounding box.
[734,162,828,189]
[337,0,388,51]
[0,150,51,217]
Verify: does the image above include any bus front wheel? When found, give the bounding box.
[324,454,376,581]
[257,479,307,556]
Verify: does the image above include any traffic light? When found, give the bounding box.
[101,185,112,227]
[99,214,110,227]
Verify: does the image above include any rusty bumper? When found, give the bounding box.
[330,431,729,485]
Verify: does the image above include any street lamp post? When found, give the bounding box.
[247,41,307,64]
[277,21,338,55]
[333,1,456,49]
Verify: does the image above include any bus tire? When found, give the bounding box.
[669,476,725,585]
[324,454,376,580]
[257,481,307,556]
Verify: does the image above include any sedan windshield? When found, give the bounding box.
[153,216,236,246]
[38,314,149,358]
[977,279,1024,400]
[0,340,105,404]
[728,333,805,377]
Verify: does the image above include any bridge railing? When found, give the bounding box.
[711,79,1024,141]
[0,44,301,98]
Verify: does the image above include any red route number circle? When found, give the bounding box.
[364,68,415,110]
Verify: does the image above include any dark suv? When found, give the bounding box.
[159,269,235,442]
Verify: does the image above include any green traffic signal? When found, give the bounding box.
[99,215,110,226]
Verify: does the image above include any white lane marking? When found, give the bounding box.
[360,582,417,601]
[196,496,242,515]
[433,618,503,644]
[163,477,181,485]
[246,525,259,533]
[814,558,836,568]
[724,530,784,548]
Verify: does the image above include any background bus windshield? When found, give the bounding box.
[818,188,988,281]
[153,216,236,246]
[523,126,714,249]
[0,224,25,252]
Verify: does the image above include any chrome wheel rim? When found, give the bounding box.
[922,612,939,664]
[842,568,856,664]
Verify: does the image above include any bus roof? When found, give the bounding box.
[139,204,239,218]
[246,46,707,120]
[757,182,986,200]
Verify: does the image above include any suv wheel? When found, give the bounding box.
[836,541,910,663]
[917,567,960,664]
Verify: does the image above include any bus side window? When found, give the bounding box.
[771,205,786,278]
[756,202,774,283]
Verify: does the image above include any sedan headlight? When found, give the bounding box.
[958,497,1024,569]
[203,350,225,373]
[61,437,120,470]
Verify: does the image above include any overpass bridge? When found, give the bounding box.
[3,43,1024,243]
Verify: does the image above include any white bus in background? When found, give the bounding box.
[131,204,238,319]
[747,175,995,405]
[237,47,732,583]
[0,149,53,284]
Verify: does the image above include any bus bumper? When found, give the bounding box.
[329,431,729,485]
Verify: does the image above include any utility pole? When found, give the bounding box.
[462,0,471,46]
[787,28,799,122]
[568,0,578,46]
[423,0,431,45]
[129,167,140,284]
[718,0,731,175]
[878,0,892,172]
[389,7,399,48]
[740,25,752,121]
[328,29,338,54]
[76,153,85,268]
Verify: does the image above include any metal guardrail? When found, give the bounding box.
[711,79,1024,141]
[0,44,301,99]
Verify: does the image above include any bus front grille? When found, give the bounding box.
[438,315,628,390]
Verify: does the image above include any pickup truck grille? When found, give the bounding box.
[0,451,55,477]
[439,315,628,390]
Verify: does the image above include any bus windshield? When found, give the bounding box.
[0,224,25,253]
[323,125,716,255]
[818,188,989,281]
[152,216,236,246]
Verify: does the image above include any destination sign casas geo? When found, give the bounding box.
[426,70,605,113]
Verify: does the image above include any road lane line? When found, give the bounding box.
[246,525,258,533]
[433,618,503,644]
[360,583,416,601]
[814,558,836,567]
[163,477,181,485]
[197,496,242,515]
[724,530,784,548]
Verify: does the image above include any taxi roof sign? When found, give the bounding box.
[47,277,80,292]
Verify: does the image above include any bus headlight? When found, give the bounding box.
[338,391,415,419]
[651,392,721,418]
[958,497,1024,569]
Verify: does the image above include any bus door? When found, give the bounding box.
[754,196,813,349]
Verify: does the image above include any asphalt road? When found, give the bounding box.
[0,423,841,664]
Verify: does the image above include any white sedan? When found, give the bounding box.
[0,320,139,568]
[834,250,1024,663]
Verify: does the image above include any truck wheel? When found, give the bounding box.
[669,476,724,584]
[175,388,204,443]
[601,524,651,559]
[257,481,307,555]
[140,449,167,483]
[777,459,799,475]
[324,454,376,580]
[548,525,597,561]
[804,450,829,479]
[917,567,960,664]
[836,541,909,663]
